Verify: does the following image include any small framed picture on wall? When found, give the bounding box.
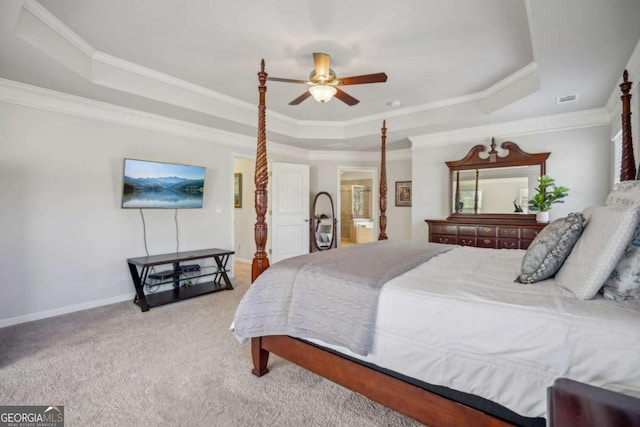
[395,181,412,207]
[234,173,242,208]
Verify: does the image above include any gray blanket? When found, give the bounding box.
[232,240,453,355]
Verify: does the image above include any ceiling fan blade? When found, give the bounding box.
[289,91,312,105]
[339,73,388,86]
[334,88,359,106]
[267,77,308,84]
[313,52,331,77]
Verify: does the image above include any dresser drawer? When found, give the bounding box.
[522,227,542,240]
[478,226,497,237]
[459,237,476,246]
[458,226,477,236]
[431,225,458,235]
[499,227,520,239]
[499,239,520,249]
[477,237,497,248]
[425,219,546,251]
[431,234,457,245]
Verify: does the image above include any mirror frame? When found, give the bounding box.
[311,191,337,251]
[446,139,550,223]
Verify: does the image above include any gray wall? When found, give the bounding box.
[0,101,253,324]
[0,88,625,326]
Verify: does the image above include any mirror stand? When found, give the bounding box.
[311,192,337,251]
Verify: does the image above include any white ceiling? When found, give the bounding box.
[1,0,639,151]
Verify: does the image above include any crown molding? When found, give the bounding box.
[22,0,94,57]
[410,108,611,149]
[309,150,380,162]
[0,77,411,164]
[92,52,254,111]
[18,1,260,127]
[16,1,542,144]
[309,148,411,162]
[0,77,256,150]
[267,140,311,161]
[4,76,605,165]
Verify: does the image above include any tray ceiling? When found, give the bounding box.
[0,0,639,150]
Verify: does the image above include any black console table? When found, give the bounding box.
[127,248,234,312]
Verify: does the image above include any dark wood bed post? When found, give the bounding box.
[251,59,271,377]
[620,70,636,181]
[378,120,388,240]
[251,59,270,283]
[245,67,638,427]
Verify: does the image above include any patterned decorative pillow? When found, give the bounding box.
[605,180,640,208]
[555,205,638,300]
[601,221,640,301]
[515,213,584,284]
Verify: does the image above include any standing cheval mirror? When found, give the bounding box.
[311,192,337,251]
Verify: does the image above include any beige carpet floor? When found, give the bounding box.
[0,275,420,426]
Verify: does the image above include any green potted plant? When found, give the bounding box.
[528,175,569,223]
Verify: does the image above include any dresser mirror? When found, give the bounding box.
[447,139,550,223]
[311,191,337,251]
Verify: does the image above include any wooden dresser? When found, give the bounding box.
[425,219,546,250]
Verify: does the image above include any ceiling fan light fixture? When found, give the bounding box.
[269,53,386,106]
[309,85,337,103]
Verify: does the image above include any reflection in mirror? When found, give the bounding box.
[352,185,365,217]
[312,192,336,251]
[453,166,539,214]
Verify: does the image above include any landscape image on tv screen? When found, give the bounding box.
[122,159,206,208]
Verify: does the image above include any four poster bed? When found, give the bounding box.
[232,63,640,426]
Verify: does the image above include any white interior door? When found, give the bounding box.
[271,161,310,263]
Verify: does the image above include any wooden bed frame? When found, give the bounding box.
[247,61,636,426]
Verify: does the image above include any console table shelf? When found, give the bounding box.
[127,248,234,312]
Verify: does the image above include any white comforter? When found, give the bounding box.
[310,246,640,419]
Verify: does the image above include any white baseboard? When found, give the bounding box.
[1,258,255,328]
[0,292,136,329]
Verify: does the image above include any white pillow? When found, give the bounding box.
[555,205,638,299]
[581,205,595,225]
[606,180,640,208]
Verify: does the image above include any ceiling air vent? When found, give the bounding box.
[556,94,579,105]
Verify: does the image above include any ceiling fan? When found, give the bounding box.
[267,52,388,106]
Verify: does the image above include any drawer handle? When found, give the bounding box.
[483,227,491,232]
[483,239,491,244]
[462,239,472,245]
[503,242,517,249]
[439,238,449,243]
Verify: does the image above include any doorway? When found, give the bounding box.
[337,166,378,247]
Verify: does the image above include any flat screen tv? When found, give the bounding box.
[121,158,206,209]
